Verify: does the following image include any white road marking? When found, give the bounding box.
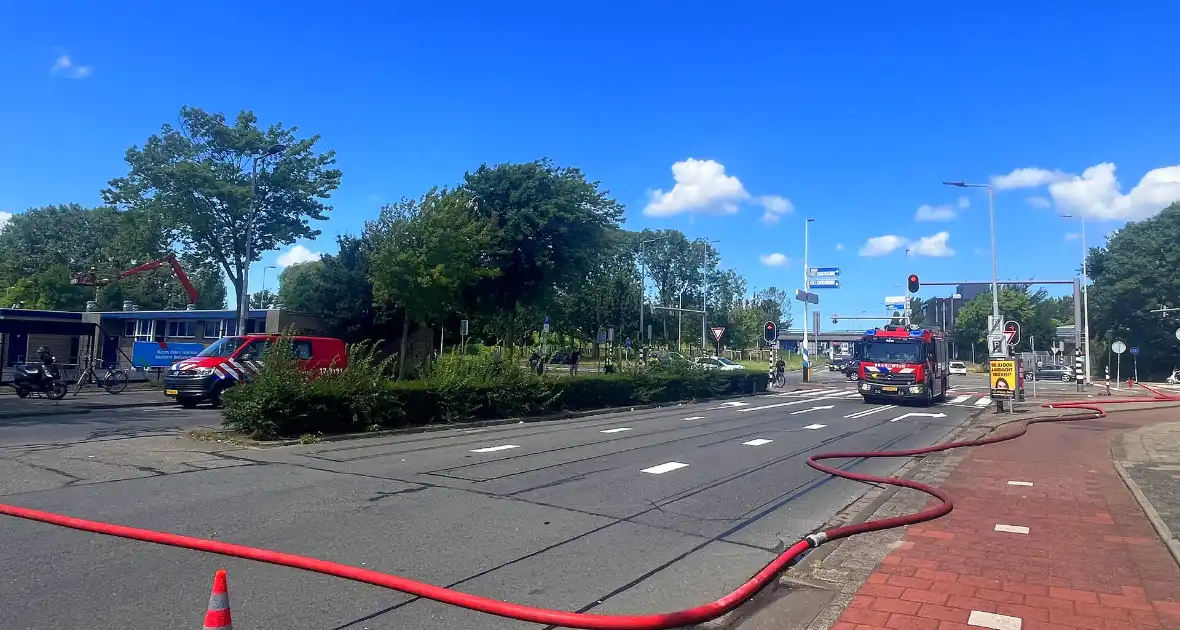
[1007,480,1034,487]
[682,416,706,421]
[790,405,834,415]
[889,412,947,422]
[641,462,689,475]
[844,405,896,419]
[742,438,773,446]
[802,423,827,430]
[974,397,993,407]
[720,401,749,407]
[843,392,862,399]
[741,396,843,413]
[775,388,840,398]
[949,395,971,404]
[600,428,633,434]
[968,610,1023,630]
[993,524,1030,534]
[470,444,520,453]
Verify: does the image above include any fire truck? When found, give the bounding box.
[855,325,950,406]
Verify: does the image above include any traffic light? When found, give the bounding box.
[832,316,839,324]
[764,321,777,344]
[907,274,920,293]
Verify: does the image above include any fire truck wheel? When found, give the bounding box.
[935,377,948,402]
[210,387,225,409]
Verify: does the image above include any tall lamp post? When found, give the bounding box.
[698,239,720,351]
[239,143,287,336]
[943,181,1000,352]
[1060,214,1091,386]
[802,217,816,382]
[638,235,669,357]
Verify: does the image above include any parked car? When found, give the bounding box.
[1024,364,1074,382]
[949,361,968,376]
[694,356,746,372]
[163,334,347,408]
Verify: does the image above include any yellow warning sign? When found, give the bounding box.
[989,359,1016,398]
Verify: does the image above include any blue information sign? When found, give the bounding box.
[1130,347,1139,355]
[808,279,841,289]
[131,341,207,368]
[808,267,841,277]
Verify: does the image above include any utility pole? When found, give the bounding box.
[802,218,815,382]
[239,143,287,336]
[944,181,1000,345]
[1060,214,1092,387]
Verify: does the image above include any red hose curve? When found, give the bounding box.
[2,385,1176,629]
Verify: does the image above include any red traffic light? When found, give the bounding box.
[907,274,920,293]
[1005,322,1017,331]
[764,321,777,343]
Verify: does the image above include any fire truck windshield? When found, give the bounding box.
[862,340,924,364]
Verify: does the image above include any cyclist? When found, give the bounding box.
[774,357,786,386]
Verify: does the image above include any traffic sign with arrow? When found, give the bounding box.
[808,267,841,277]
[808,279,841,289]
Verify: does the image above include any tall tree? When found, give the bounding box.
[461,159,624,347]
[276,236,378,342]
[102,106,342,324]
[366,189,497,376]
[1087,202,1180,379]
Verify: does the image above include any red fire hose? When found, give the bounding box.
[1,386,1176,629]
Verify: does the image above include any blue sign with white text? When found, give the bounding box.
[131,341,207,368]
[808,267,841,277]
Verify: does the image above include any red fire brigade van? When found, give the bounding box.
[162,335,347,408]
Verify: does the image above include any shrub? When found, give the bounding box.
[221,345,768,439]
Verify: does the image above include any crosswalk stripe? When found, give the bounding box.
[974,397,992,407]
[949,395,971,404]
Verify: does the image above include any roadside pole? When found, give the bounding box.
[801,218,815,383]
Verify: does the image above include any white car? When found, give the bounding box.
[949,361,968,376]
[695,356,746,372]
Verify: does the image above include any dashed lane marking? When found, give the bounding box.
[844,405,896,419]
[993,523,1030,534]
[599,428,633,434]
[968,611,1022,630]
[1007,480,1033,487]
[641,462,689,475]
[682,416,706,421]
[470,444,520,453]
[742,438,773,446]
[802,423,827,430]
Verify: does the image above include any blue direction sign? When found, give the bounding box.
[808,267,841,277]
[808,279,840,289]
[1130,346,1140,355]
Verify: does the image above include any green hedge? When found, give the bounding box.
[221,342,767,439]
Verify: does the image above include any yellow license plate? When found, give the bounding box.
[882,386,898,392]
[165,389,179,395]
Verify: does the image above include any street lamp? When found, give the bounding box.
[697,239,720,350]
[1060,213,1092,385]
[261,265,278,308]
[943,181,1000,349]
[239,143,288,335]
[802,217,816,382]
[638,235,669,355]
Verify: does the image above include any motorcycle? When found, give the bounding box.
[1167,368,1179,385]
[10,347,68,400]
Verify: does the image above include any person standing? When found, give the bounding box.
[570,348,581,375]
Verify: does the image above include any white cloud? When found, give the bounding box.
[276,245,322,267]
[756,195,794,224]
[859,235,908,257]
[50,54,91,79]
[1049,163,1180,221]
[859,232,954,257]
[644,159,749,217]
[0,211,11,232]
[957,196,970,210]
[915,203,957,222]
[909,232,955,257]
[835,243,844,250]
[993,162,1180,220]
[1064,232,1080,241]
[991,167,1070,190]
[758,253,789,267]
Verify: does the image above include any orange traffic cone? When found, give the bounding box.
[202,570,233,630]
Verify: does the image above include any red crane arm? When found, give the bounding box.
[74,254,201,305]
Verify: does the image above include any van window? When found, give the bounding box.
[292,340,313,360]
[238,339,272,361]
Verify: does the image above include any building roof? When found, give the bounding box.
[98,309,269,320]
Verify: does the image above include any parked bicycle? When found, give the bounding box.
[73,357,130,395]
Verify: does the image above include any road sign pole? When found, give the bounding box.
[802,218,811,383]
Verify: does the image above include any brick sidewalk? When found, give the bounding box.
[831,408,1180,630]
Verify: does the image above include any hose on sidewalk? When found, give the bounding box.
[2,385,1177,629]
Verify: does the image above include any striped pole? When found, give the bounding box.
[202,570,233,630]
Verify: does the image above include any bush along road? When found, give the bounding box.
[221,339,769,440]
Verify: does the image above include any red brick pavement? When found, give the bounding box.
[831,410,1180,630]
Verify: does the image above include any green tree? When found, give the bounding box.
[1087,202,1180,379]
[366,188,497,377]
[250,289,278,309]
[461,159,624,347]
[554,229,641,347]
[276,237,378,342]
[102,106,342,324]
[953,287,1035,345]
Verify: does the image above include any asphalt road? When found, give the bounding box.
[0,380,992,630]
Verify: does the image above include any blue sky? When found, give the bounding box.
[3,1,1179,321]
